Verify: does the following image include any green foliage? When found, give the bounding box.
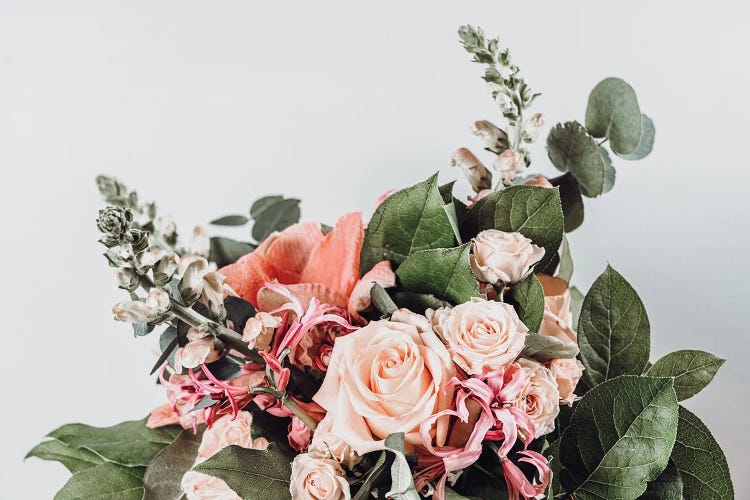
[551,173,584,232]
[370,283,398,317]
[647,350,725,401]
[26,439,104,473]
[54,463,146,500]
[578,265,650,388]
[639,460,683,500]
[547,121,611,198]
[671,406,734,499]
[193,443,293,500]
[352,452,388,500]
[506,273,545,332]
[585,77,643,156]
[623,114,655,160]
[569,285,584,330]
[396,243,479,305]
[360,174,455,274]
[250,195,301,242]
[353,434,419,500]
[209,236,255,267]
[523,333,579,361]
[210,214,250,226]
[557,235,573,283]
[143,429,203,500]
[560,376,679,499]
[460,185,564,271]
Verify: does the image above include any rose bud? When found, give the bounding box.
[493,149,526,186]
[524,175,553,188]
[290,453,351,500]
[548,358,584,406]
[470,229,545,284]
[516,358,560,437]
[451,148,492,193]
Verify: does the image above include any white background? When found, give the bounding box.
[1,1,748,498]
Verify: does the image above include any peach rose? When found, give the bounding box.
[537,274,576,345]
[290,453,351,500]
[516,358,560,437]
[429,298,528,375]
[494,149,526,186]
[313,316,456,455]
[181,411,269,500]
[548,358,584,406]
[523,176,553,188]
[309,414,362,470]
[470,230,545,284]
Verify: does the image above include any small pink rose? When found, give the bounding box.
[493,149,526,186]
[290,453,351,500]
[470,230,545,284]
[309,414,362,470]
[516,358,560,438]
[523,175,553,188]
[548,358,584,406]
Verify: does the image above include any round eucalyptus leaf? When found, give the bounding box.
[585,77,643,156]
[622,113,655,160]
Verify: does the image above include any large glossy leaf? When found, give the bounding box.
[671,406,734,499]
[396,243,479,305]
[585,77,643,156]
[622,114,655,160]
[48,418,181,467]
[559,376,679,499]
[361,174,455,273]
[26,439,104,473]
[639,459,683,500]
[647,350,724,401]
[460,185,564,271]
[578,265,650,388]
[506,273,544,332]
[143,429,203,500]
[54,463,145,500]
[250,196,301,242]
[547,122,609,198]
[193,443,293,499]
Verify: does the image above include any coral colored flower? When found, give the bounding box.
[537,274,577,345]
[288,415,313,451]
[523,175,553,188]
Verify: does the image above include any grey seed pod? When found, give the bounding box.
[96,206,133,237]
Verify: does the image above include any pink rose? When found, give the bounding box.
[290,453,351,500]
[537,274,576,345]
[516,358,560,437]
[470,230,545,284]
[493,149,526,186]
[429,298,527,375]
[548,358,584,406]
[309,414,362,470]
[313,316,456,454]
[523,176,553,188]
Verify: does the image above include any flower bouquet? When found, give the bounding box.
[28,26,733,500]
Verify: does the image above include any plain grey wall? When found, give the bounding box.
[1,1,748,498]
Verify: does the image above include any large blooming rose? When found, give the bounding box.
[516,358,560,437]
[537,274,576,345]
[313,313,456,454]
[290,453,351,500]
[429,298,528,375]
[470,230,545,284]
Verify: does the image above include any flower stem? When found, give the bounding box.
[283,395,318,431]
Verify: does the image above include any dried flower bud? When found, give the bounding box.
[451,148,492,193]
[495,92,514,114]
[154,215,177,238]
[153,253,180,286]
[105,244,135,266]
[124,229,149,253]
[471,120,509,153]
[114,268,140,291]
[96,206,133,238]
[179,258,209,304]
[202,271,226,320]
[493,149,526,186]
[145,288,171,314]
[522,113,544,143]
[96,175,128,204]
[189,227,210,258]
[112,301,154,323]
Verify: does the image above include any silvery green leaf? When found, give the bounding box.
[559,376,679,499]
[578,265,650,388]
[557,235,573,283]
[622,114,655,160]
[371,283,398,317]
[569,286,584,331]
[210,214,249,226]
[143,429,203,500]
[352,452,387,500]
[599,146,616,194]
[395,244,479,305]
[25,439,104,473]
[647,350,725,401]
[547,122,608,198]
[250,196,301,242]
[523,333,579,361]
[585,77,643,156]
[670,406,734,499]
[507,274,545,332]
[54,463,145,500]
[383,433,420,500]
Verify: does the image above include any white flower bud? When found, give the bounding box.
[451,148,492,193]
[154,214,176,238]
[179,258,209,304]
[493,149,526,186]
[112,301,154,323]
[522,113,544,143]
[201,271,226,320]
[114,268,140,291]
[145,288,171,314]
[189,226,210,258]
[105,244,134,266]
[471,120,509,153]
[153,253,180,286]
[495,92,514,114]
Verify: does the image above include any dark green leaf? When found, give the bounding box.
[647,350,725,401]
[460,185,564,271]
[506,274,544,332]
[224,296,257,333]
[547,122,608,198]
[392,291,451,314]
[250,197,301,243]
[193,443,293,499]
[361,174,455,273]
[639,459,683,500]
[585,77,643,156]
[578,265,650,388]
[210,214,249,226]
[551,173,584,232]
[622,114,655,160]
[150,328,178,375]
[209,237,255,267]
[560,376,679,499]
[523,333,579,361]
[439,181,457,204]
[671,406,734,499]
[26,439,104,473]
[132,322,154,337]
[396,244,479,305]
[143,429,203,500]
[49,418,181,467]
[352,452,388,500]
[54,463,145,500]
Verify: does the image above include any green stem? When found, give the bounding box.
[283,395,318,431]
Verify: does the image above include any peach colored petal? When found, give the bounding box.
[257,282,348,312]
[147,403,181,428]
[219,251,273,308]
[263,222,324,284]
[300,212,364,298]
[347,261,396,324]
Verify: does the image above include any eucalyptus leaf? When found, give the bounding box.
[249,195,284,218]
[250,196,301,243]
[193,443,293,500]
[622,114,655,160]
[599,146,616,194]
[460,185,564,271]
[585,77,643,156]
[132,322,154,337]
[383,433,420,500]
[54,463,145,500]
[210,214,249,226]
[578,265,650,388]
[143,429,203,500]
[26,439,104,473]
[671,406,734,499]
[395,244,479,305]
[557,235,573,283]
[647,350,725,401]
[569,286,584,331]
[371,283,398,317]
[506,274,545,332]
[209,237,255,268]
[638,459,683,500]
[523,333,579,361]
[547,122,608,198]
[360,174,455,273]
[551,173,584,232]
[559,376,679,499]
